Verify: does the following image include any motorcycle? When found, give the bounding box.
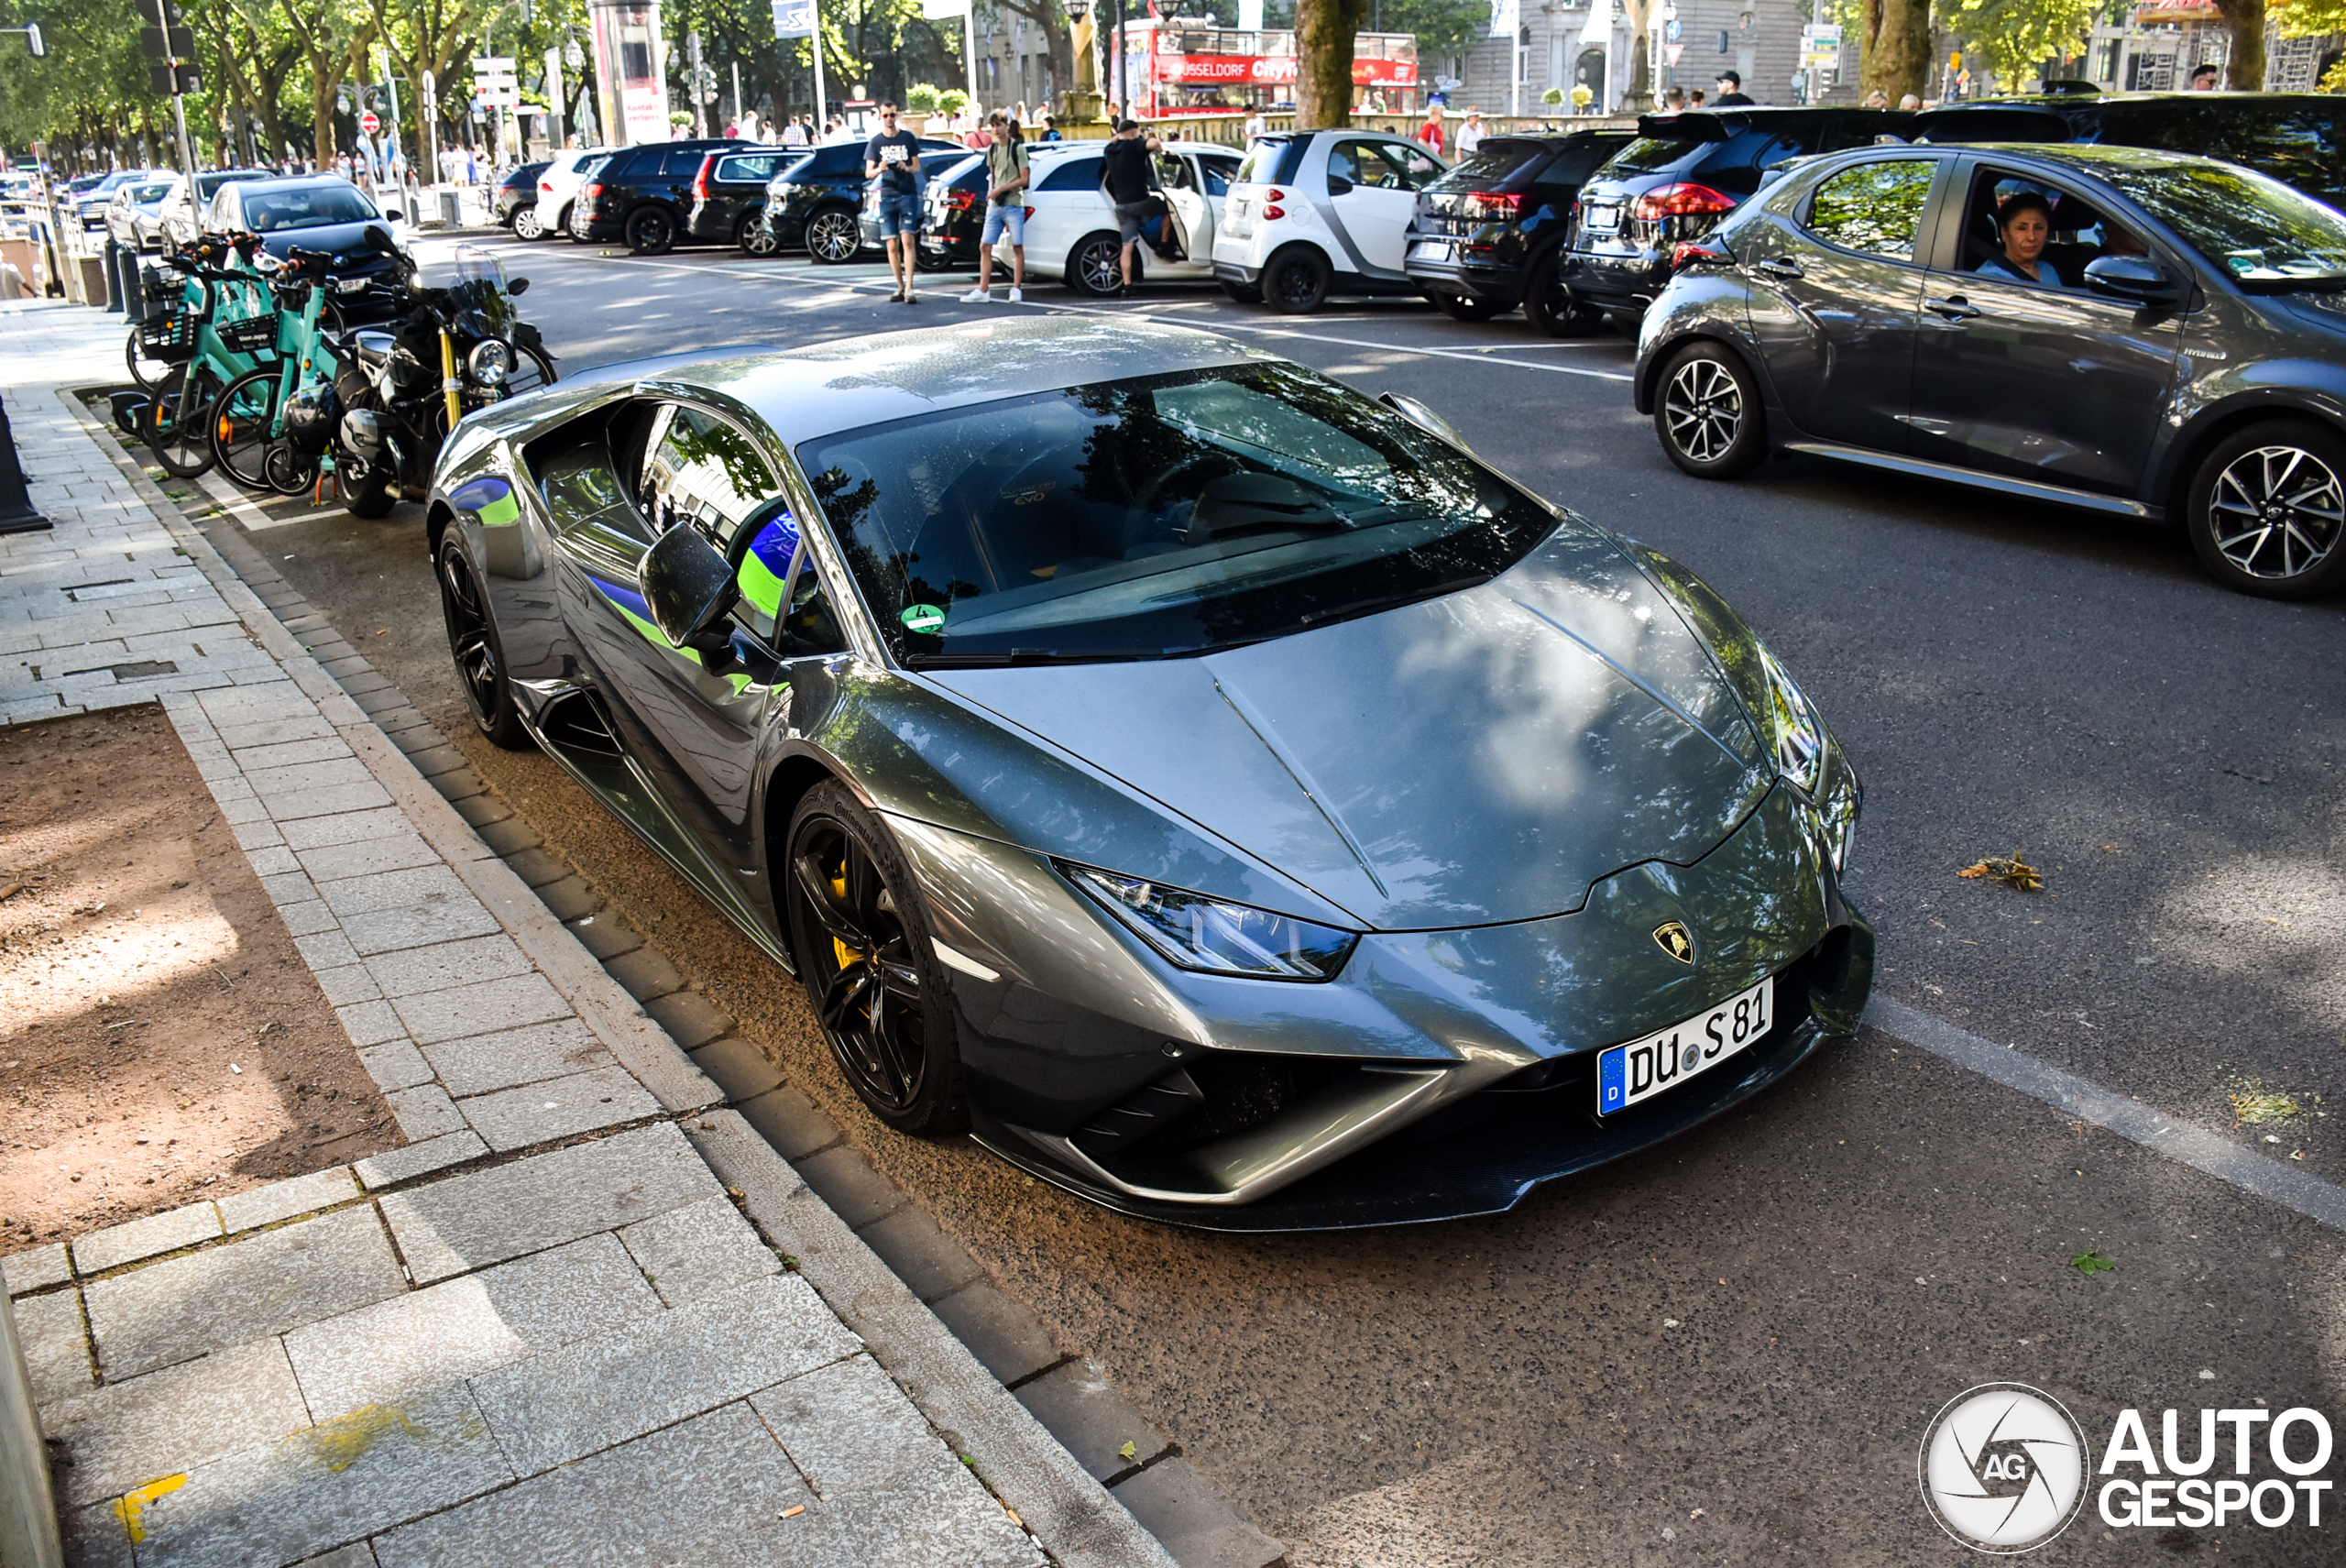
[327,228,555,518]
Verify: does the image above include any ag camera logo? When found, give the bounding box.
[1918,1384,2090,1553]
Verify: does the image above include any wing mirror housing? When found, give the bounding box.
[508,276,529,296]
[2084,254,2184,306]
[639,524,740,664]
[1326,174,1353,196]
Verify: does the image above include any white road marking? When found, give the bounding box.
[195,469,303,531]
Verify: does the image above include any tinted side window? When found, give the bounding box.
[642,406,780,554]
[1540,140,1625,185]
[658,148,708,179]
[1697,127,1823,194]
[2213,108,2341,203]
[718,154,783,182]
[610,148,661,181]
[1801,159,1935,259]
[1038,157,1103,192]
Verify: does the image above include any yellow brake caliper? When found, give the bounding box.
[830,867,854,971]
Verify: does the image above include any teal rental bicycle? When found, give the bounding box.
[137,233,280,480]
[209,245,347,495]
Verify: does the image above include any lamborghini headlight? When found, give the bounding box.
[1757,641,1825,795]
[466,339,512,385]
[1058,863,1357,981]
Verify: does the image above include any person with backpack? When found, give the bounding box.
[963,113,1030,302]
[1099,118,1164,297]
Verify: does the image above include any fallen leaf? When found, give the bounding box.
[1958,851,2044,892]
[2069,1247,2116,1276]
[1118,1440,1138,1463]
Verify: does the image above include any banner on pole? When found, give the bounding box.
[1487,0,1518,38]
[771,0,815,38]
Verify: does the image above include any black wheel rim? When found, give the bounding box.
[808,212,857,262]
[145,369,215,476]
[1077,239,1120,294]
[437,543,503,725]
[2209,444,2344,580]
[264,442,316,496]
[1662,357,1742,464]
[126,330,166,391]
[792,821,928,1114]
[1272,261,1318,312]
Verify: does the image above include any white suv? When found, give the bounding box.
[1002,139,1244,297]
[1212,130,1447,313]
[534,147,612,242]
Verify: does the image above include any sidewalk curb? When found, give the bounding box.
[695,1113,1179,1568]
[52,381,1184,1568]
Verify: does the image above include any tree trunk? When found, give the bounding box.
[2214,0,2264,89]
[1296,0,1367,128]
[1859,0,1930,103]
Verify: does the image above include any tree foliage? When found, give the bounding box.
[1937,0,2099,88]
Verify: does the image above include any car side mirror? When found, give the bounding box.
[639,524,740,663]
[2084,254,2182,306]
[1327,174,1353,196]
[362,224,395,252]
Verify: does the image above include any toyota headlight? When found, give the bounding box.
[466,339,512,385]
[1058,863,1356,981]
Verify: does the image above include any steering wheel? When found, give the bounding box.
[1131,449,1230,515]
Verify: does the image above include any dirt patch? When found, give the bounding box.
[0,705,400,1252]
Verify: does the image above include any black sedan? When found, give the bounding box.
[756,137,964,262]
[1406,129,1632,333]
[495,160,550,238]
[201,175,408,322]
[1636,142,2346,598]
[684,148,795,255]
[1565,107,1911,327]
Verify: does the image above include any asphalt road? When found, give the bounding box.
[203,234,2346,1564]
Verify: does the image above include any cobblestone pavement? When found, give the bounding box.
[0,298,1172,1568]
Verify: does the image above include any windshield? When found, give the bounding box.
[244,185,380,231]
[2101,161,2346,287]
[797,363,1561,665]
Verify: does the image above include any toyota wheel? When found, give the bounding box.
[2187,419,2346,599]
[1654,342,1766,479]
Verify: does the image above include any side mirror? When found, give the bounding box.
[508,277,529,296]
[1327,174,1353,196]
[362,224,394,252]
[2084,254,2183,306]
[639,524,740,663]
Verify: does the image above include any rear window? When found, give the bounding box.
[1428,139,1554,190]
[1037,156,1102,193]
[1235,137,1310,186]
[718,153,785,182]
[1602,136,1709,177]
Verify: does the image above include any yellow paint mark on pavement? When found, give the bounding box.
[114,1472,187,1542]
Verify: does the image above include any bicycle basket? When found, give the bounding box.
[138,266,187,305]
[135,312,198,364]
[219,314,280,356]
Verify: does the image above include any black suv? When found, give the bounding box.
[755,137,963,262]
[1407,129,1634,334]
[1564,107,1913,323]
[683,148,795,255]
[1915,92,2346,210]
[569,138,759,253]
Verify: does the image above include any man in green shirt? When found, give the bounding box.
[962,112,1031,302]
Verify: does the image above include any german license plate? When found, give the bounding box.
[1581,203,1621,235]
[1410,237,1453,262]
[1596,976,1773,1115]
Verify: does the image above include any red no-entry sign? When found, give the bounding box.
[359,111,380,135]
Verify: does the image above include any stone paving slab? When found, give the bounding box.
[451,1063,660,1152]
[419,1018,611,1099]
[43,1337,312,1507]
[82,1206,406,1381]
[69,1201,223,1277]
[3,1241,71,1296]
[15,1286,95,1403]
[216,1169,361,1236]
[617,1193,780,1308]
[751,1352,939,1499]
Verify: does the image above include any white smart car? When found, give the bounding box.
[997,138,1245,297]
[533,147,613,241]
[1212,129,1448,313]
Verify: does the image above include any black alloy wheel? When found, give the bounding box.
[2187,419,2346,599]
[784,781,968,1136]
[1655,341,1766,479]
[625,205,676,255]
[511,203,544,240]
[1265,246,1332,314]
[806,207,861,264]
[1069,232,1125,297]
[1431,291,1507,323]
[434,531,534,749]
[140,366,219,479]
[1522,251,1601,338]
[737,211,780,258]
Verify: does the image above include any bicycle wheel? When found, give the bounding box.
[141,367,218,479]
[211,366,288,492]
[126,327,170,392]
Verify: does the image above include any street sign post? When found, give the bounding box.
[359,109,380,135]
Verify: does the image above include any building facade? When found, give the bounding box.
[1444,0,1808,116]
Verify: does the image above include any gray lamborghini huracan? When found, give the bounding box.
[427,317,1871,1230]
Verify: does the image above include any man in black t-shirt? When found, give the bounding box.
[864,103,926,303]
[1098,118,1164,297]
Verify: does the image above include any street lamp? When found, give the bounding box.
[0,22,44,56]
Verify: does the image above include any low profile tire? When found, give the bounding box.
[512,204,544,240]
[1068,232,1124,297]
[1430,291,1507,323]
[1522,251,1600,338]
[1218,277,1263,304]
[1654,341,1767,479]
[436,530,533,749]
[625,205,676,255]
[1264,246,1332,314]
[784,780,969,1137]
[805,207,861,264]
[737,212,780,258]
[2186,419,2346,599]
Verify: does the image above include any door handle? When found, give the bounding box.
[1924,295,1982,321]
[1755,257,1804,280]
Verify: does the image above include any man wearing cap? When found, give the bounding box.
[1713,71,1754,105]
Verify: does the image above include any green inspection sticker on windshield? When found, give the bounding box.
[901,603,947,635]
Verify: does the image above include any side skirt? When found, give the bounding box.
[1781,439,2165,522]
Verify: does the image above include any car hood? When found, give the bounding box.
[926,521,1773,930]
[252,222,398,267]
